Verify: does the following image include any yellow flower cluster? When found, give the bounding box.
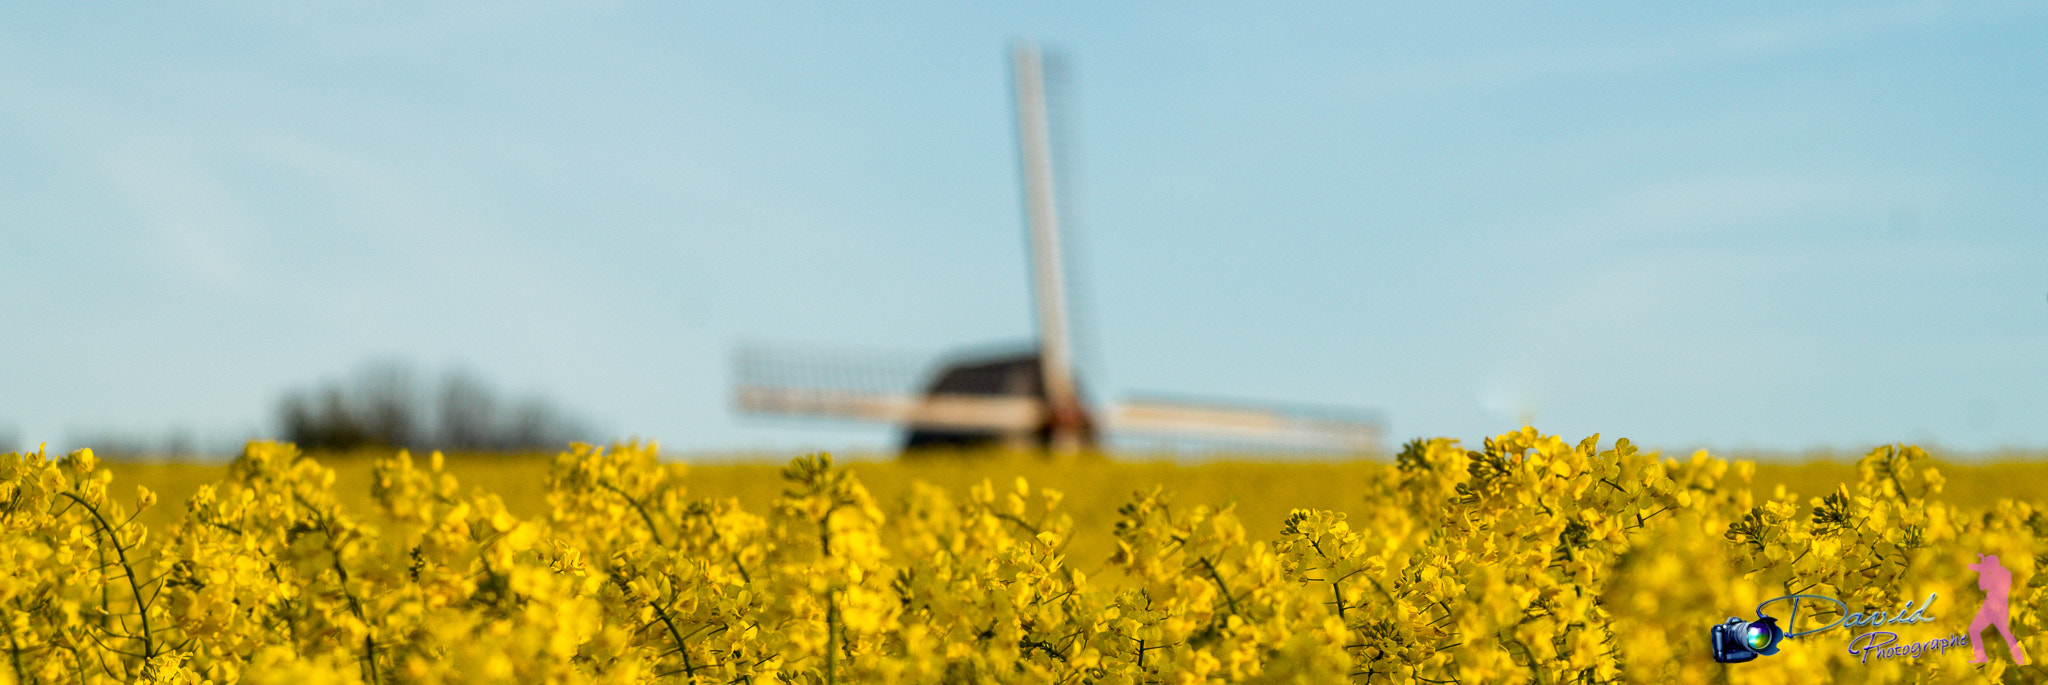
[0,429,2038,683]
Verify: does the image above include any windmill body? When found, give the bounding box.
[900,352,1098,453]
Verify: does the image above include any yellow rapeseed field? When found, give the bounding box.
[6,429,2045,683]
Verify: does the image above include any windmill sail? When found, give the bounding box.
[729,42,1386,457]
[731,344,1047,434]
[1013,41,1088,455]
[1107,397,1384,453]
[734,341,1382,455]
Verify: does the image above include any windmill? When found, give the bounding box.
[733,41,1384,457]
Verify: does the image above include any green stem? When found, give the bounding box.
[7,611,36,685]
[95,538,110,634]
[648,598,698,680]
[730,554,752,585]
[333,558,381,685]
[825,595,839,685]
[306,508,380,685]
[596,481,667,547]
[1197,557,1241,617]
[58,493,152,660]
[819,503,840,685]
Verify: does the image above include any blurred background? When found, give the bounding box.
[2,2,2043,460]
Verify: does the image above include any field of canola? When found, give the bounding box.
[3,429,2045,683]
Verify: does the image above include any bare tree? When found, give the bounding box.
[280,386,370,451]
[437,369,498,451]
[507,396,570,451]
[278,360,591,453]
[357,361,419,449]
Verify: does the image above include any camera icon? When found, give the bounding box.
[1710,615,1784,663]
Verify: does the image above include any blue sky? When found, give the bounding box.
[4,2,2044,458]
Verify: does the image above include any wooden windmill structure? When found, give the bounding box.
[733,42,1383,457]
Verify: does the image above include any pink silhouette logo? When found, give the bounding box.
[1968,553,2030,665]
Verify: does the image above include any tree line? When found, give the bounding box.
[278,360,592,452]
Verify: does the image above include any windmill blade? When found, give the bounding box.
[732,342,929,398]
[732,343,1070,443]
[1014,40,1086,454]
[1106,397,1383,453]
[735,386,1045,432]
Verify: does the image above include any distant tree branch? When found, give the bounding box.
[278,360,590,452]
